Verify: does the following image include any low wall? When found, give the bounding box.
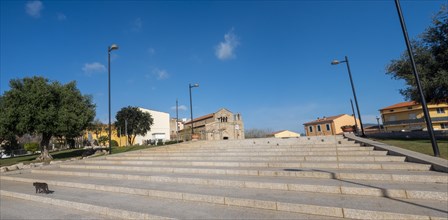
[367,130,448,140]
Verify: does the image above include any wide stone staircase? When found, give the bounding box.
[1,136,447,219]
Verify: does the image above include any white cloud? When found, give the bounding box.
[171,105,188,111]
[82,62,106,74]
[152,68,169,80]
[215,29,240,60]
[57,13,66,21]
[131,18,142,32]
[25,1,43,18]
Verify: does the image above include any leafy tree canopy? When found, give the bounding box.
[114,106,153,145]
[386,5,447,103]
[0,76,95,159]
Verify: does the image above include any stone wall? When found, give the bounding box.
[367,130,448,140]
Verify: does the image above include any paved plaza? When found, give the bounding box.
[1,136,447,219]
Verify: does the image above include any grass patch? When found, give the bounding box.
[371,138,448,160]
[0,149,85,167]
[0,145,164,167]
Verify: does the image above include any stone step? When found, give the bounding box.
[79,159,430,170]
[22,168,448,201]
[1,177,446,219]
[0,195,113,220]
[135,146,375,152]
[0,180,343,220]
[57,163,447,183]
[150,144,362,150]
[120,150,389,156]
[104,155,405,162]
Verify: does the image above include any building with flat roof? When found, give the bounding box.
[134,108,170,144]
[181,108,244,141]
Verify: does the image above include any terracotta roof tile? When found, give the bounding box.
[380,101,418,111]
[184,113,214,125]
[303,114,348,125]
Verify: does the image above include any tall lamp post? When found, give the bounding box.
[350,99,359,134]
[331,56,365,137]
[394,0,439,157]
[376,116,381,133]
[189,83,199,139]
[176,99,179,143]
[108,44,119,154]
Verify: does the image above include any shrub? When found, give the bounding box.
[111,140,118,147]
[24,142,39,153]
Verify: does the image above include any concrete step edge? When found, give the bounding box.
[118,151,389,156]
[0,189,173,220]
[104,156,405,162]
[0,178,442,220]
[22,171,447,201]
[134,147,375,152]
[79,160,430,171]
[57,164,448,183]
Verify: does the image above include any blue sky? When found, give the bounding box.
[1,0,446,134]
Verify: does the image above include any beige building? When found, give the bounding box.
[169,118,184,140]
[380,101,448,131]
[181,108,244,140]
[303,114,359,136]
[270,130,300,138]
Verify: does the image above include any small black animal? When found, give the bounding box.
[33,182,49,194]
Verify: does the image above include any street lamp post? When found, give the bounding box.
[189,83,199,139]
[394,0,440,157]
[108,44,119,154]
[376,116,381,133]
[350,99,359,135]
[176,98,179,143]
[331,56,365,136]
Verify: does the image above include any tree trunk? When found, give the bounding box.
[131,135,136,145]
[127,134,138,146]
[37,133,53,161]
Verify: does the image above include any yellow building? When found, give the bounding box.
[303,114,359,136]
[270,130,300,138]
[85,125,128,147]
[380,101,448,132]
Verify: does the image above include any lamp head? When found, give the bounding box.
[190,83,199,88]
[331,60,340,65]
[109,44,119,52]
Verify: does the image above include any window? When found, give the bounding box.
[409,113,416,120]
[326,124,331,131]
[437,108,445,114]
[309,126,313,133]
[389,116,396,121]
[441,123,448,129]
[317,125,321,132]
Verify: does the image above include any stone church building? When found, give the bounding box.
[181,108,244,141]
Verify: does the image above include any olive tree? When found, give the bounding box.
[0,76,95,160]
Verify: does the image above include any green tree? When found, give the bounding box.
[386,5,448,103]
[98,135,108,146]
[0,76,95,160]
[115,106,153,145]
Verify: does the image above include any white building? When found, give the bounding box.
[134,108,170,145]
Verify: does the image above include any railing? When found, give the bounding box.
[383,116,448,126]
